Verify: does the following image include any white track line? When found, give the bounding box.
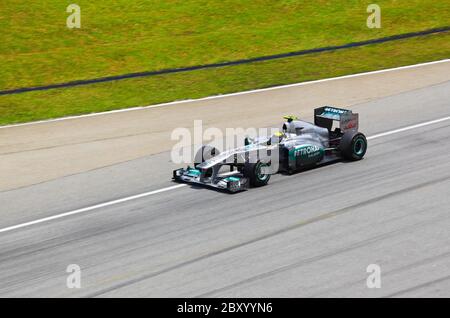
[1,59,448,129]
[367,116,450,140]
[0,184,186,234]
[0,115,449,234]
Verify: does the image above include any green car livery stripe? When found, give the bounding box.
[187,168,201,176]
[289,145,324,160]
[224,176,240,182]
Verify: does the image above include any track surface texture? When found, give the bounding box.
[0,63,449,297]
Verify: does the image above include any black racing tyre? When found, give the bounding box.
[339,131,367,161]
[244,161,271,187]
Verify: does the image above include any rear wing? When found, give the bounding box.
[314,106,358,132]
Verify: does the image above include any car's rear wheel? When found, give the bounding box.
[244,161,271,187]
[340,131,367,160]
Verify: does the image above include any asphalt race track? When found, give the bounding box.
[0,75,449,297]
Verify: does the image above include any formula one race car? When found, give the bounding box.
[173,106,367,192]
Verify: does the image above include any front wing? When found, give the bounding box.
[173,167,249,193]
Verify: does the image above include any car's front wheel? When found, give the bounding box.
[244,161,271,187]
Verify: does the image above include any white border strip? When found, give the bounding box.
[1,59,448,129]
[1,115,449,234]
[367,116,450,140]
[0,184,186,234]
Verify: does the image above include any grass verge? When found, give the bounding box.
[1,32,449,125]
[1,0,449,89]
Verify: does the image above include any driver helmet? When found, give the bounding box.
[272,130,286,143]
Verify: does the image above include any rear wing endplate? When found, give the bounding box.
[314,106,358,132]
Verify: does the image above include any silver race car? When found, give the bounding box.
[173,106,367,192]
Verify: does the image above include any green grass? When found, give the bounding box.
[1,32,449,125]
[0,0,449,124]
